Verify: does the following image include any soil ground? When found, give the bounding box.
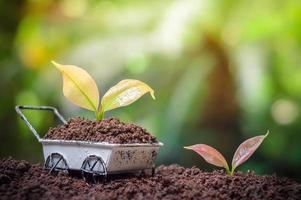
[0,157,300,200]
[44,117,157,144]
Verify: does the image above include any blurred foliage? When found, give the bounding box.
[1,0,301,180]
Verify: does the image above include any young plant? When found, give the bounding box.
[184,131,269,175]
[52,61,155,121]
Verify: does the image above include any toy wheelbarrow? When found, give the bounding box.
[15,105,163,182]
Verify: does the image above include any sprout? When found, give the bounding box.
[52,61,155,120]
[184,131,269,175]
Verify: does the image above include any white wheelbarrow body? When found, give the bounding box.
[16,105,163,182]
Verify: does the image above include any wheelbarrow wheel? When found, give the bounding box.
[45,153,69,174]
[81,155,107,183]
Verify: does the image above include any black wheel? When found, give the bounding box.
[141,165,155,176]
[81,155,107,183]
[152,165,156,176]
[45,153,69,174]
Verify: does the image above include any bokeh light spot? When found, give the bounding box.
[271,99,299,125]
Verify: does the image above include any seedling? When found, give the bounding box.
[52,61,155,121]
[184,131,269,175]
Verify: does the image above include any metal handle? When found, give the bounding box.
[15,105,67,141]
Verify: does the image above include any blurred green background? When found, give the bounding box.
[1,0,301,180]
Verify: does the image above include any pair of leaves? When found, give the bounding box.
[184,131,269,175]
[52,61,155,120]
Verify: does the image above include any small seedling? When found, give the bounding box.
[184,131,269,175]
[52,61,155,120]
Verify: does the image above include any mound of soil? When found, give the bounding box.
[0,158,300,200]
[44,117,157,144]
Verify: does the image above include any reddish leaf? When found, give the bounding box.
[231,131,269,171]
[184,144,229,170]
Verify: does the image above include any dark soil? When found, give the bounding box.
[1,158,300,200]
[44,117,158,144]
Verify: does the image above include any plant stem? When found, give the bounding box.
[224,163,233,176]
[225,167,231,175]
[96,107,104,121]
[230,168,235,176]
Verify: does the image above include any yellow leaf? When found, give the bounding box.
[101,79,155,112]
[52,61,100,112]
